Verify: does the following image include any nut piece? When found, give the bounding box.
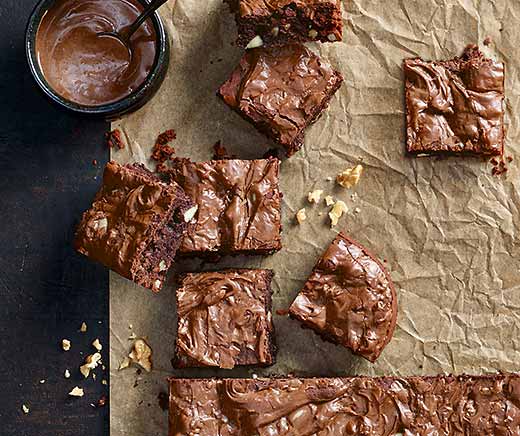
[307,189,323,204]
[183,205,198,223]
[324,195,334,206]
[271,26,279,36]
[79,322,87,333]
[308,29,318,38]
[80,352,102,378]
[22,404,29,414]
[336,164,363,188]
[329,201,348,227]
[61,339,71,351]
[92,217,108,232]
[64,369,71,379]
[69,387,84,397]
[92,339,102,351]
[118,357,131,371]
[296,208,307,224]
[246,35,263,49]
[327,33,337,41]
[129,338,153,372]
[153,279,162,291]
[158,260,167,272]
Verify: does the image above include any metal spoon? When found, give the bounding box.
[98,0,170,56]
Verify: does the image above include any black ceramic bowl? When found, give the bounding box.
[25,0,170,118]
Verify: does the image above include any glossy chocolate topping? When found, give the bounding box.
[36,0,157,106]
[74,161,192,291]
[169,158,282,255]
[175,269,275,369]
[289,232,397,362]
[218,45,343,155]
[169,374,520,436]
[404,46,504,155]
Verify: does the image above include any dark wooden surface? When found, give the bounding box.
[0,1,110,434]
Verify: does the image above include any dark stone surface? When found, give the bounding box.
[0,1,109,434]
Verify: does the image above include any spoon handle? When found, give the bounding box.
[124,0,170,41]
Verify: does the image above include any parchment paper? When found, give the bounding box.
[109,0,520,434]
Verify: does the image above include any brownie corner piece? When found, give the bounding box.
[218,44,343,156]
[236,0,343,48]
[404,45,505,156]
[169,158,282,256]
[74,161,194,292]
[289,232,397,362]
[174,269,276,369]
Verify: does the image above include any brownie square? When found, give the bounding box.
[289,232,397,362]
[235,0,342,48]
[218,44,343,156]
[74,161,194,292]
[169,158,282,256]
[404,45,505,156]
[174,269,276,369]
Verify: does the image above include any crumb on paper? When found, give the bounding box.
[69,387,84,397]
[324,195,334,206]
[105,129,125,149]
[64,369,71,379]
[354,207,361,214]
[483,36,492,46]
[307,189,323,204]
[128,332,137,340]
[79,322,87,333]
[92,339,102,351]
[22,404,29,414]
[296,208,307,224]
[329,201,348,227]
[80,352,102,378]
[336,164,363,188]
[118,357,131,371]
[129,338,153,372]
[128,324,133,330]
[61,339,71,351]
[351,192,358,201]
[39,380,45,384]
[326,176,332,182]
[102,379,108,385]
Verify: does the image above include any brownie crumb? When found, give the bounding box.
[507,156,513,163]
[97,396,107,408]
[92,159,98,166]
[158,391,169,411]
[152,130,176,162]
[490,155,510,177]
[212,140,236,160]
[483,36,492,46]
[105,129,125,149]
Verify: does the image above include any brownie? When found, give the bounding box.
[218,44,343,156]
[289,232,397,362]
[169,374,520,435]
[404,45,505,156]
[168,158,282,256]
[74,161,194,292]
[174,269,276,369]
[235,0,342,48]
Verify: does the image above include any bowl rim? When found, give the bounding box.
[25,0,170,116]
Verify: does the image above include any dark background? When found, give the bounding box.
[0,1,110,434]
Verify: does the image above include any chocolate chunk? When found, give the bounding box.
[404,46,505,156]
[173,269,276,369]
[234,0,343,47]
[169,374,520,435]
[74,161,193,292]
[168,158,282,256]
[218,44,343,157]
[289,232,397,362]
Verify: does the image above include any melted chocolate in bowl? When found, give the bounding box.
[36,0,157,107]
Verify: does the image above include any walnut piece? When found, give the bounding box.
[324,195,334,206]
[22,404,29,414]
[64,369,71,379]
[80,352,102,378]
[92,339,102,351]
[329,201,348,227]
[307,189,323,204]
[296,208,307,224]
[129,338,153,372]
[183,205,198,223]
[61,339,71,351]
[69,387,84,397]
[79,322,87,333]
[246,35,263,49]
[336,164,363,188]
